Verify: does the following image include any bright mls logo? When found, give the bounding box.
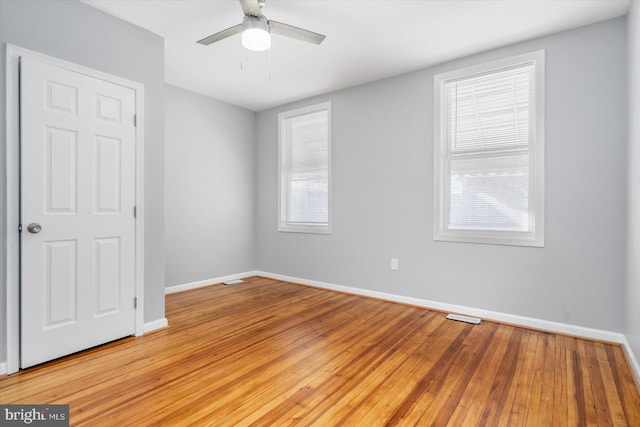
[0,405,69,426]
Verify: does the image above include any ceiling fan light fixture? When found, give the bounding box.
[242,15,271,51]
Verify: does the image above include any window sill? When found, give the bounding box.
[279,224,331,235]
[434,229,543,247]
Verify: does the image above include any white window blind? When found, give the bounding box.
[279,103,331,233]
[434,51,544,246]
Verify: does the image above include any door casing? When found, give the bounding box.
[4,44,146,374]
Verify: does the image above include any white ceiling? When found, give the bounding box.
[84,0,630,112]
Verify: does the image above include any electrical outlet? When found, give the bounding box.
[391,258,399,270]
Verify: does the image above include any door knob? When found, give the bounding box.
[27,223,42,234]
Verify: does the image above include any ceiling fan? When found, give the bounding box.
[197,0,326,51]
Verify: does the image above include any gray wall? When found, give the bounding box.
[627,4,640,360]
[0,0,166,365]
[165,84,255,287]
[256,17,628,332]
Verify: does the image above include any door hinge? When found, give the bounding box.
[18,224,22,232]
[134,297,137,309]
[133,206,136,218]
[133,114,137,127]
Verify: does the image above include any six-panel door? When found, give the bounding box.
[20,56,137,368]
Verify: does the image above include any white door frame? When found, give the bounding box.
[4,45,145,374]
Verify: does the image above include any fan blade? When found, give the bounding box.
[269,20,326,45]
[239,0,263,17]
[196,24,243,45]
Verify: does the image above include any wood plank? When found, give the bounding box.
[538,333,556,426]
[551,342,569,425]
[523,331,547,426]
[1,276,639,426]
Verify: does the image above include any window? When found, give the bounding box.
[434,51,544,246]
[279,102,331,234]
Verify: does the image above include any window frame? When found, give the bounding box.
[433,50,545,247]
[278,102,332,234]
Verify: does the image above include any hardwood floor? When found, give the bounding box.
[2,276,639,426]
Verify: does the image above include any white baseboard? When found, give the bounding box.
[144,317,168,333]
[256,271,626,344]
[0,362,7,376]
[165,271,259,294]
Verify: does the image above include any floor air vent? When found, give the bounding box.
[446,313,482,324]
[223,279,245,286]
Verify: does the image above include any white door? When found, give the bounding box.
[20,56,137,368]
